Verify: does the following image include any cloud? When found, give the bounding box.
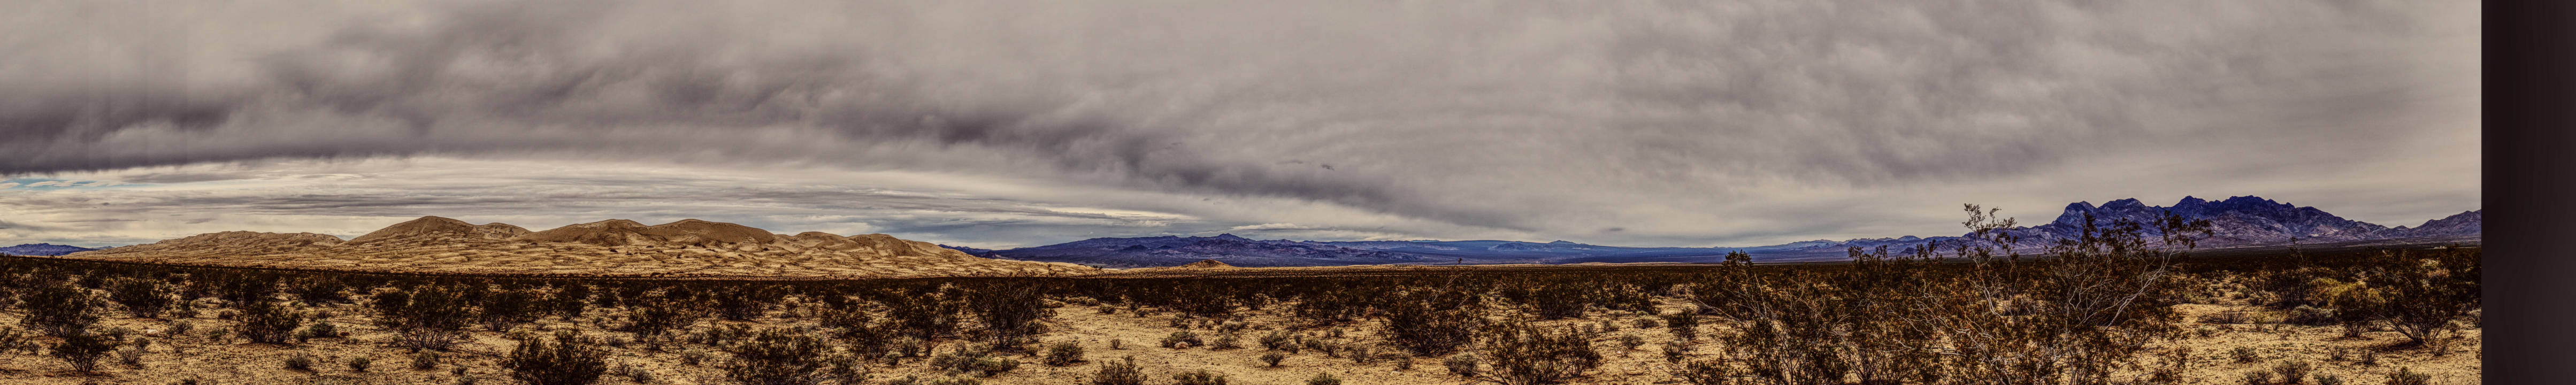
[0,1,2479,248]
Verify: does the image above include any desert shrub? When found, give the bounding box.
[504,331,610,385]
[1378,287,1483,356]
[622,292,708,349]
[727,328,865,385]
[1044,341,1087,366]
[285,351,318,371]
[114,338,148,367]
[1632,318,1658,328]
[373,286,477,351]
[1161,330,1203,349]
[480,288,542,332]
[1673,359,1730,385]
[1091,356,1147,385]
[1260,330,1298,351]
[349,355,373,372]
[884,285,965,340]
[550,284,594,320]
[1523,281,1592,319]
[106,277,177,319]
[2371,250,2480,349]
[1478,321,1600,385]
[412,350,444,370]
[236,299,306,344]
[1444,354,1478,377]
[2232,347,2261,363]
[1348,344,1379,364]
[2311,278,2389,337]
[1260,352,1289,367]
[289,278,351,305]
[2272,359,2313,384]
[2383,367,2430,385]
[2285,305,2335,326]
[1305,373,1342,385]
[2316,374,2344,385]
[50,330,118,373]
[1172,369,1228,385]
[1212,334,1243,349]
[1659,310,1700,341]
[2240,370,2273,385]
[963,281,1056,350]
[1617,332,1645,350]
[1660,340,1688,363]
[616,363,656,383]
[929,343,1022,376]
[21,282,103,337]
[712,285,785,322]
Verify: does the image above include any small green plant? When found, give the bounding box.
[503,331,609,385]
[1673,359,1729,385]
[1260,352,1288,367]
[1042,341,1087,366]
[2384,367,2431,385]
[2240,370,2273,385]
[1172,369,1228,385]
[285,351,318,372]
[2232,346,2261,363]
[1305,373,1342,385]
[412,350,443,370]
[1091,356,1146,385]
[1161,330,1202,349]
[1444,354,1478,377]
[2272,359,2313,384]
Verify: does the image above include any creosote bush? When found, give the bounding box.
[1091,356,1147,385]
[1172,369,1228,385]
[504,331,610,385]
[51,330,119,373]
[727,327,866,385]
[1043,341,1087,366]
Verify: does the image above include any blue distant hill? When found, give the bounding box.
[0,243,99,256]
[978,196,2480,267]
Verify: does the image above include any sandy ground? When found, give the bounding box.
[0,296,2479,385]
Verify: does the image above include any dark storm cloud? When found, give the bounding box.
[0,0,2478,247]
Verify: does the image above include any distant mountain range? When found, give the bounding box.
[961,196,2481,267]
[0,243,99,256]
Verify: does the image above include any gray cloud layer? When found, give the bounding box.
[1,1,2479,248]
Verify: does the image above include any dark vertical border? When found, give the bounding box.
[2487,0,2575,383]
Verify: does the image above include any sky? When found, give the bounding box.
[1,1,2480,249]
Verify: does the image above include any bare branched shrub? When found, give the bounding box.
[106,277,177,319]
[504,331,610,385]
[50,330,118,373]
[236,299,306,344]
[1091,356,1147,385]
[1477,320,1601,385]
[727,328,867,385]
[373,286,477,352]
[21,282,103,337]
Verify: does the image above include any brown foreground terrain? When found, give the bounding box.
[0,241,2481,385]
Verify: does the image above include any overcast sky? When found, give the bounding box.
[2,1,2479,249]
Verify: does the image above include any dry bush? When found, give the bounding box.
[727,328,866,385]
[373,286,478,351]
[105,277,177,319]
[236,299,306,344]
[1477,320,1601,385]
[504,331,610,385]
[1091,356,1147,385]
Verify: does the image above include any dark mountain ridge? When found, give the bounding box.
[0,243,99,256]
[985,196,2480,267]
